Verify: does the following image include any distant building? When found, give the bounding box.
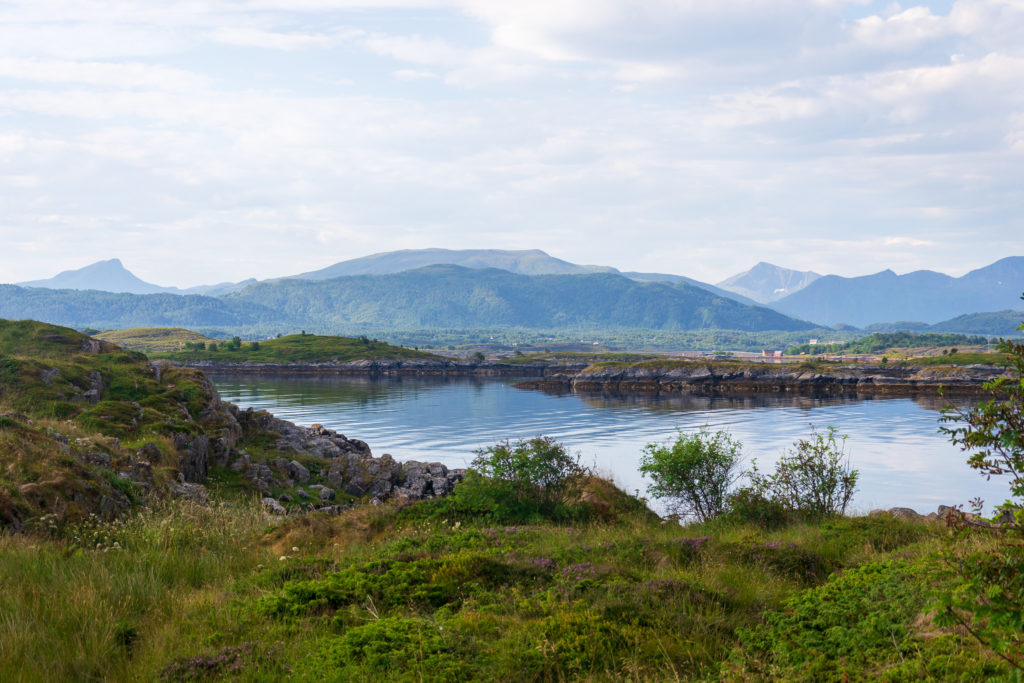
[773,350,783,358]
[809,339,819,345]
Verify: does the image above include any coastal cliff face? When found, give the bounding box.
[0,321,468,531]
[182,358,589,377]
[175,354,1009,396]
[515,362,1012,396]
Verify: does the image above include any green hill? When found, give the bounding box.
[0,320,241,527]
[155,332,442,363]
[231,265,815,332]
[787,332,991,355]
[94,327,221,352]
[0,285,295,331]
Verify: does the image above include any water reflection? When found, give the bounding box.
[212,374,1009,516]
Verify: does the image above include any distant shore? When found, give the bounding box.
[171,358,584,378]
[514,361,1010,396]
[169,358,1008,396]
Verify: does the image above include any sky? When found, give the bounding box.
[1,0,1022,288]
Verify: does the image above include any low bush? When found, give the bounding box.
[724,486,792,529]
[640,427,742,522]
[446,437,590,522]
[747,426,858,520]
[727,559,997,681]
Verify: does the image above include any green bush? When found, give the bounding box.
[936,310,1024,673]
[729,560,992,681]
[748,426,858,519]
[640,427,742,522]
[450,436,587,522]
[724,486,791,529]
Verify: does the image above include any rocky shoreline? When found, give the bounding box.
[180,358,586,377]
[172,357,1011,397]
[514,362,1011,396]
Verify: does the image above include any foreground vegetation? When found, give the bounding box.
[2,490,1009,681]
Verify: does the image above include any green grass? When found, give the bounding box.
[153,333,443,364]
[892,351,1011,367]
[787,332,991,356]
[0,499,1008,682]
[94,327,221,352]
[0,320,242,525]
[501,352,663,365]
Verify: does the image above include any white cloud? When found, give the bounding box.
[393,69,440,80]
[361,34,464,66]
[852,6,949,50]
[0,58,209,91]
[0,0,1021,285]
[209,26,355,50]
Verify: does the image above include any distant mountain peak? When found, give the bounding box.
[18,258,173,295]
[716,262,821,303]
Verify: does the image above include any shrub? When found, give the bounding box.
[936,311,1024,673]
[452,437,587,521]
[748,426,858,519]
[724,487,791,529]
[639,427,742,522]
[731,560,934,680]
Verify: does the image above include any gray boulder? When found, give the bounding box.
[261,497,287,515]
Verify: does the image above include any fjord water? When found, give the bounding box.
[212,374,1011,516]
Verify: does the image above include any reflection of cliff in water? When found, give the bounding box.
[212,373,982,416]
[570,390,978,415]
[209,373,519,409]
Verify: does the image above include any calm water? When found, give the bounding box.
[212,374,1011,516]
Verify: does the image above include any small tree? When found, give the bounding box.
[935,309,1024,673]
[749,426,858,518]
[940,332,1024,510]
[456,436,587,520]
[639,427,742,522]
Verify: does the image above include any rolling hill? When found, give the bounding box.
[229,265,814,332]
[287,248,758,305]
[0,285,295,332]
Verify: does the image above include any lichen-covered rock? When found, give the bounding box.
[174,433,209,484]
[170,482,210,505]
[396,461,465,499]
[288,460,310,483]
[261,497,286,515]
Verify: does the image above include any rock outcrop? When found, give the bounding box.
[227,410,464,510]
[516,362,1011,397]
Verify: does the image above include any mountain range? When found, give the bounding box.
[6,249,1024,334]
[0,265,812,334]
[769,257,1024,327]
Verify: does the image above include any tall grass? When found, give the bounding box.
[0,499,271,682]
[0,497,1004,681]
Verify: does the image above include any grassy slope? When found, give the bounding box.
[226,265,815,332]
[0,320,237,526]
[0,499,1006,681]
[94,327,221,352]
[154,333,444,364]
[787,332,993,356]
